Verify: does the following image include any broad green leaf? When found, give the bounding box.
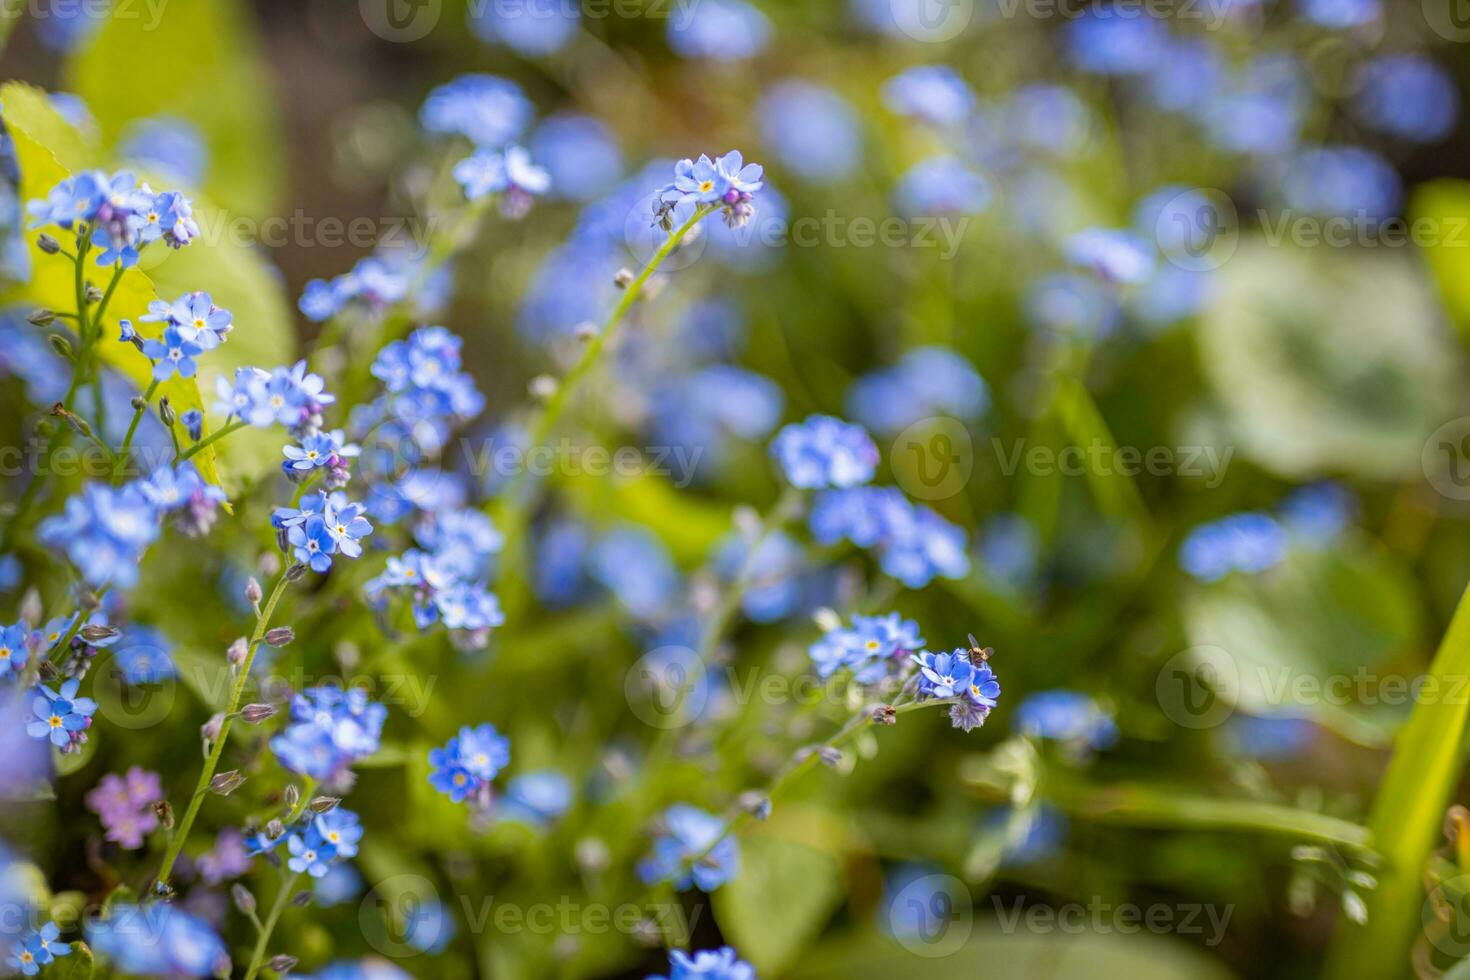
[2,81,221,487]
[1324,580,1470,980]
[713,834,845,975]
[1199,238,1458,479]
[1410,179,1470,340]
[65,0,284,218]
[1182,542,1423,746]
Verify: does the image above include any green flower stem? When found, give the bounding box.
[493,205,714,590]
[84,264,125,436]
[177,418,247,463]
[155,571,293,891]
[242,869,300,980]
[1324,577,1470,979]
[112,379,160,483]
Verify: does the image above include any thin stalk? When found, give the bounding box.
[112,379,160,483]
[493,205,714,586]
[242,870,300,980]
[177,418,246,464]
[155,572,293,890]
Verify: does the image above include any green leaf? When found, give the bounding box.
[1410,180,1470,341]
[1323,580,1470,980]
[713,834,845,975]
[1,81,222,487]
[65,0,284,218]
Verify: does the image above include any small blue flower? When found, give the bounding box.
[1013,690,1117,751]
[666,0,770,61]
[770,414,878,489]
[141,326,203,380]
[88,905,228,977]
[289,514,338,572]
[428,723,511,805]
[0,622,29,680]
[311,808,364,859]
[420,74,534,147]
[500,771,573,826]
[1351,54,1457,144]
[111,625,177,685]
[1299,0,1380,28]
[180,409,204,441]
[648,946,755,980]
[1179,512,1288,581]
[26,679,98,749]
[881,66,975,126]
[287,830,335,878]
[1065,228,1156,285]
[270,686,387,781]
[639,804,739,892]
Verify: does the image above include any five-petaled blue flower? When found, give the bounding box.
[141,326,203,380]
[27,679,98,748]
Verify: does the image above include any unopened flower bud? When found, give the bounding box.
[245,577,263,604]
[130,396,146,411]
[283,784,300,810]
[285,562,307,582]
[309,796,341,814]
[85,284,103,304]
[36,234,61,255]
[872,705,897,726]
[153,800,174,829]
[269,955,298,973]
[227,637,249,665]
[37,660,59,683]
[528,374,557,400]
[265,818,285,840]
[817,746,844,768]
[264,626,295,647]
[46,333,73,359]
[201,713,224,742]
[737,791,772,820]
[157,397,175,427]
[574,321,598,342]
[614,268,635,289]
[291,891,312,908]
[28,308,55,327]
[259,552,281,577]
[240,703,275,724]
[276,528,291,554]
[209,770,245,795]
[50,403,91,437]
[231,884,256,915]
[80,624,119,644]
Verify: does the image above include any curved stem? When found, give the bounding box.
[155,572,293,891]
[493,205,714,587]
[112,379,160,483]
[177,418,246,464]
[242,870,300,980]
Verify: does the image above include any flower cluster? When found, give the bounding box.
[8,923,71,977]
[272,490,373,573]
[809,486,969,589]
[1013,690,1118,753]
[299,249,449,323]
[283,429,360,488]
[212,361,336,435]
[87,905,229,978]
[428,722,511,806]
[808,612,924,684]
[454,144,551,216]
[26,170,197,267]
[647,946,756,980]
[770,414,879,489]
[913,648,1001,732]
[286,808,364,878]
[124,290,233,381]
[269,686,387,782]
[656,151,764,228]
[85,766,163,848]
[638,804,739,892]
[1178,512,1288,582]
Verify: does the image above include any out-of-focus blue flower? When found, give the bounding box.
[648,946,755,980]
[34,1,106,51]
[1065,228,1156,284]
[810,486,970,588]
[984,805,1069,866]
[1146,38,1225,113]
[1013,690,1118,750]
[110,625,176,685]
[468,0,579,55]
[1007,84,1091,157]
[589,526,681,620]
[38,483,159,588]
[0,623,29,681]
[1203,55,1308,156]
[667,0,770,60]
[299,249,448,323]
[534,519,592,607]
[401,897,457,954]
[1130,266,1214,327]
[88,905,228,978]
[1352,55,1458,144]
[1299,0,1380,28]
[893,156,990,216]
[529,114,623,201]
[313,863,365,907]
[299,960,412,980]
[1063,12,1167,75]
[454,145,551,216]
[1179,512,1288,581]
[770,414,878,489]
[429,723,511,804]
[1277,145,1401,220]
[649,365,785,475]
[118,116,209,185]
[978,513,1039,592]
[639,804,739,892]
[808,612,923,683]
[882,66,975,127]
[758,81,862,180]
[1279,482,1355,544]
[846,346,988,435]
[270,686,386,781]
[1025,274,1121,338]
[500,770,573,826]
[1227,715,1315,759]
[420,74,534,147]
[714,530,805,622]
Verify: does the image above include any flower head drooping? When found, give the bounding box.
[428,723,511,806]
[647,946,756,980]
[656,151,764,229]
[638,804,739,892]
[770,414,879,489]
